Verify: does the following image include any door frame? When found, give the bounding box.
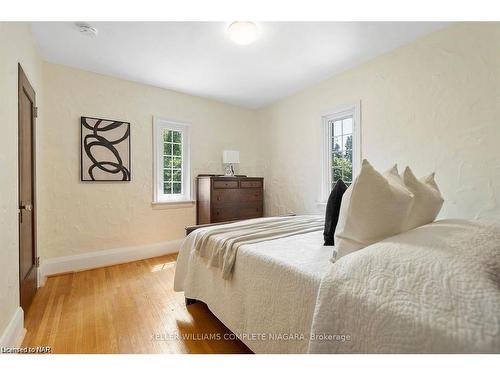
[18,63,38,308]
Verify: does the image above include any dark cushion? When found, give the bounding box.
[323,179,348,246]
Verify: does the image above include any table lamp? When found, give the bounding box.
[222,150,240,176]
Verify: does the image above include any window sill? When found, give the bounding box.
[151,200,195,209]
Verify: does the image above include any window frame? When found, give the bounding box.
[153,117,192,204]
[320,102,361,203]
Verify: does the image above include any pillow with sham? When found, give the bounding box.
[323,179,348,246]
[384,164,404,186]
[333,160,414,261]
[403,167,444,230]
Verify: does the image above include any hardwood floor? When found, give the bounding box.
[22,254,252,354]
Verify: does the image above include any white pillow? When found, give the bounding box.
[384,164,404,186]
[402,166,444,230]
[333,160,414,261]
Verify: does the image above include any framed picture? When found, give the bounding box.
[81,116,131,181]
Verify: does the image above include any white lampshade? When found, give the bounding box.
[222,150,240,164]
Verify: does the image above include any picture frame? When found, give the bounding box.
[80,116,131,181]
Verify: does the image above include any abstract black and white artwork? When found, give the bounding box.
[81,117,131,181]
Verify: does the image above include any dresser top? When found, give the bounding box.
[196,175,263,180]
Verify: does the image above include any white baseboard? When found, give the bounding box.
[0,307,25,348]
[39,238,182,286]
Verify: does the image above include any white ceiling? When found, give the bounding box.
[31,22,449,108]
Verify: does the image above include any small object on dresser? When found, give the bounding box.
[222,150,240,176]
[196,175,264,224]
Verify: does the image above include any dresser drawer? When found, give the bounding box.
[213,188,262,205]
[212,205,263,223]
[212,206,238,222]
[240,180,263,188]
[238,205,263,218]
[213,180,238,189]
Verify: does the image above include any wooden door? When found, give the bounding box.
[18,64,38,312]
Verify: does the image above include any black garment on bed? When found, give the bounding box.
[323,179,348,246]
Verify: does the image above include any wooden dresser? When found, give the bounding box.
[196,175,264,224]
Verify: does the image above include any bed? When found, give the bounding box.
[174,215,500,353]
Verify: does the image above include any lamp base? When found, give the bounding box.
[224,164,235,176]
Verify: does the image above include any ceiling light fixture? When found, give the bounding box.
[227,22,259,45]
[77,23,98,38]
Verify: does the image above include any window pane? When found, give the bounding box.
[172,156,182,169]
[172,131,182,143]
[333,153,353,183]
[163,130,173,142]
[333,136,343,154]
[333,121,342,136]
[344,134,353,162]
[164,156,172,169]
[342,118,353,134]
[342,161,353,182]
[173,143,181,156]
[163,169,172,182]
[164,143,172,155]
[173,183,182,194]
[342,136,348,157]
[331,139,336,155]
[172,169,182,182]
[332,168,342,182]
[163,182,172,194]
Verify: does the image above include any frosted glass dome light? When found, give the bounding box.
[227,22,259,45]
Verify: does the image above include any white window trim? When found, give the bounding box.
[319,101,361,204]
[153,117,193,205]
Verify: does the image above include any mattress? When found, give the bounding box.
[174,217,330,353]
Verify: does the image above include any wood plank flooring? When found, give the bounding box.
[22,254,251,354]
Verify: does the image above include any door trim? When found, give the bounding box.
[18,63,38,309]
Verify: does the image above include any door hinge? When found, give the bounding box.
[34,106,38,118]
[35,257,40,267]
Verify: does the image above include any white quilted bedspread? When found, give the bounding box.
[174,217,331,353]
[308,219,500,353]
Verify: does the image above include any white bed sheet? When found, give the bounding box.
[174,217,330,353]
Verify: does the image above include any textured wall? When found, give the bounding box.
[39,63,259,260]
[256,23,500,222]
[0,23,43,337]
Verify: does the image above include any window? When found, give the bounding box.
[321,102,361,202]
[153,118,191,203]
[331,116,354,187]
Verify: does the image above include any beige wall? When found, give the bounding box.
[39,63,259,260]
[0,23,43,336]
[256,23,500,221]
